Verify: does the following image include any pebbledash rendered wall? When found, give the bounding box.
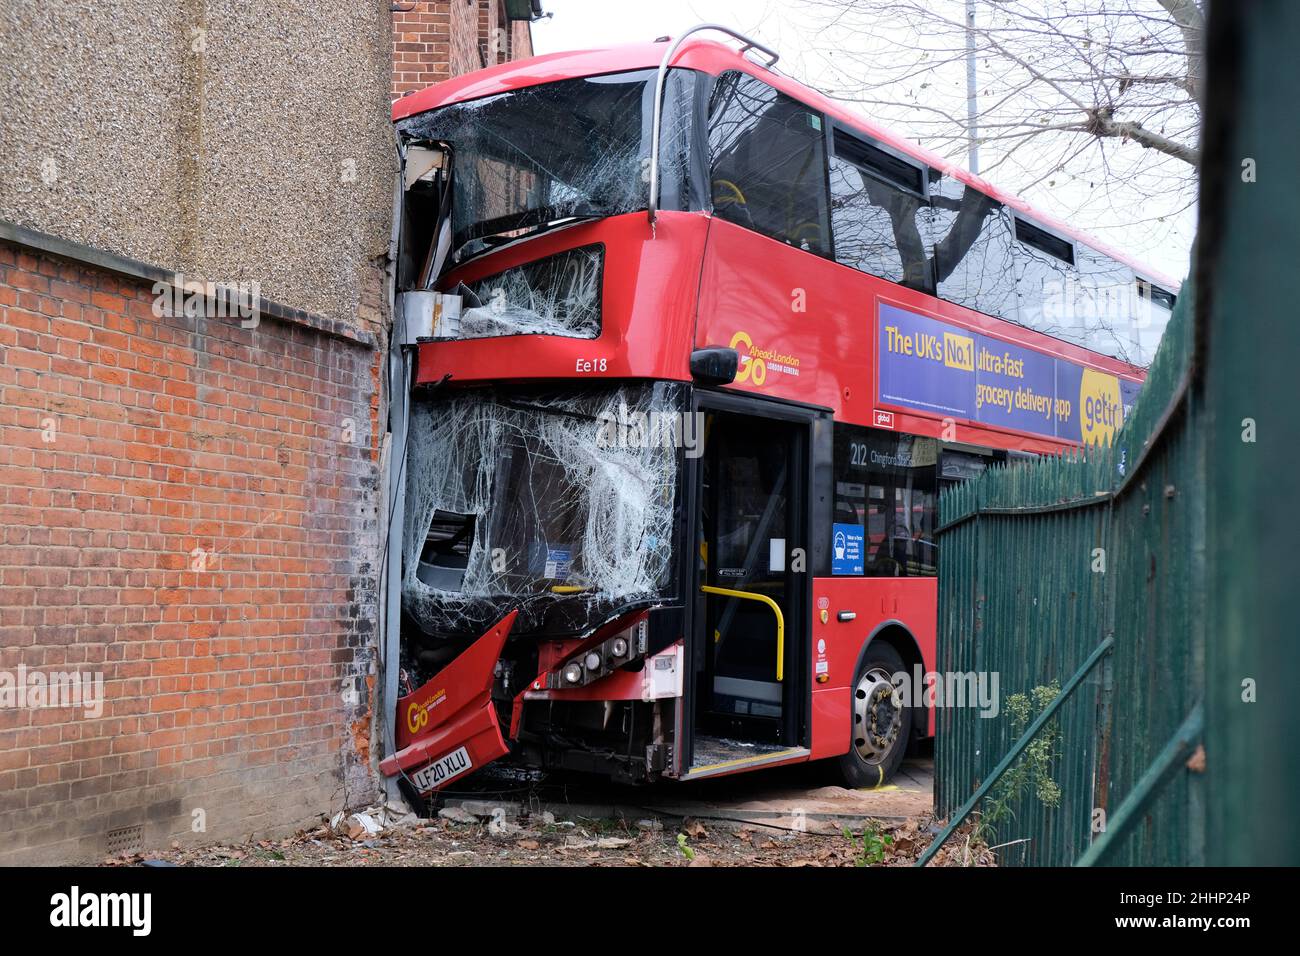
[0,0,396,863]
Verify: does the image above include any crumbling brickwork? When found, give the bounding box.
[0,243,383,863]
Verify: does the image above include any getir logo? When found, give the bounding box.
[1079,368,1124,444]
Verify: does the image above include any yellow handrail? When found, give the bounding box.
[700,585,785,682]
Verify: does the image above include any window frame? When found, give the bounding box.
[830,423,939,579]
[823,121,938,292]
[1013,213,1078,267]
[827,122,932,202]
[1136,275,1178,311]
[703,69,836,261]
[931,173,1018,320]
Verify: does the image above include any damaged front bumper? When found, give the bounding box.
[382,606,685,794]
[379,611,518,792]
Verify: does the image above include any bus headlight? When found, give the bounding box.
[548,617,649,689]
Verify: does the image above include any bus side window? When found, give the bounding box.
[1134,278,1176,366]
[828,128,933,293]
[1074,244,1138,364]
[706,71,831,255]
[932,176,1017,323]
[832,425,938,578]
[1013,215,1080,345]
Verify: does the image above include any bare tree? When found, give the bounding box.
[796,0,1202,235]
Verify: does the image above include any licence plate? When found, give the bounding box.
[410,746,473,791]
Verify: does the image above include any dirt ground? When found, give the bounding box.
[101,802,993,868]
[99,754,993,868]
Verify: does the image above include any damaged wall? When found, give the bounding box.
[0,243,384,863]
[0,0,540,864]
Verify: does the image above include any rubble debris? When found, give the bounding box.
[438,807,480,825]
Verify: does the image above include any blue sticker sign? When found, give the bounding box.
[544,548,572,582]
[831,523,865,575]
[530,543,573,581]
[877,303,1139,444]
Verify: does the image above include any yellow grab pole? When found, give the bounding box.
[699,585,785,682]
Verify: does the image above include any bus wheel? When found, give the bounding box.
[837,643,911,788]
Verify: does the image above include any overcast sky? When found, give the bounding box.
[531,0,1195,282]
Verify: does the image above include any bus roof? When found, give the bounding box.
[393,37,1183,293]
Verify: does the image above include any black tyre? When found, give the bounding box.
[835,641,911,788]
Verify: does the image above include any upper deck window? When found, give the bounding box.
[932,175,1018,322]
[1134,278,1176,364]
[398,68,699,268]
[1014,219,1168,366]
[706,71,831,255]
[828,127,933,292]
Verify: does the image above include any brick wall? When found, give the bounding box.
[392,0,536,101]
[0,241,382,863]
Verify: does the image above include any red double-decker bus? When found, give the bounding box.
[379,26,1178,795]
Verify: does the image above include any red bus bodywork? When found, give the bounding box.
[381,37,1172,792]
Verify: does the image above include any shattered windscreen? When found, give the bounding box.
[457,244,604,339]
[397,68,700,267]
[402,383,684,640]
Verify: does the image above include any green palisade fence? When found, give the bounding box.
[934,286,1200,867]
[930,0,1299,867]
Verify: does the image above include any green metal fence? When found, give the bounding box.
[926,2,1300,868]
[930,283,1202,867]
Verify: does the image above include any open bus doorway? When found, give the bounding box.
[685,397,814,778]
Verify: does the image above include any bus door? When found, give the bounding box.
[684,394,812,777]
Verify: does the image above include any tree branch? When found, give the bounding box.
[1082,107,1199,166]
